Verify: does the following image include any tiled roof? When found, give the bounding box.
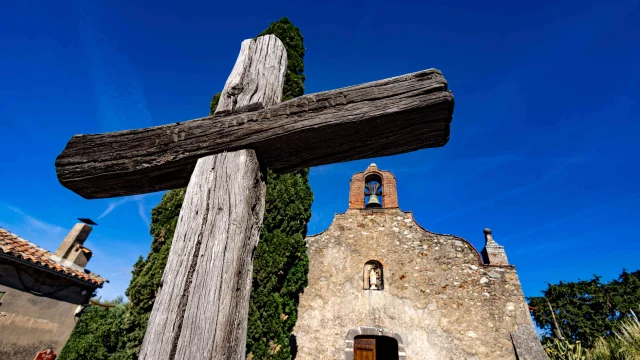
[0,227,106,286]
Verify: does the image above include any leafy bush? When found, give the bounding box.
[58,298,125,360]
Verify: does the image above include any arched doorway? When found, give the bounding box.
[345,326,406,360]
[354,335,399,360]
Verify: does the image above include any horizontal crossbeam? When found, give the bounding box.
[55,68,453,199]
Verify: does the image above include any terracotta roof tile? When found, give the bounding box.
[0,227,106,287]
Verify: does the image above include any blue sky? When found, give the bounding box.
[1,0,638,301]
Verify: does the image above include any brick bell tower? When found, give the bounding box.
[348,163,399,209]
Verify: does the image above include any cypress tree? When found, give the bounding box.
[246,169,312,359]
[117,17,311,359]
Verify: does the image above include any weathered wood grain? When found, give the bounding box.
[55,68,453,199]
[138,34,284,360]
[138,150,266,360]
[216,35,287,115]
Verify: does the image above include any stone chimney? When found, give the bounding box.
[481,228,509,265]
[50,223,93,271]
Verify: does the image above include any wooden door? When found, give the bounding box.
[354,338,376,360]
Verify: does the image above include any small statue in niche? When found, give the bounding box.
[364,261,383,290]
[369,268,379,290]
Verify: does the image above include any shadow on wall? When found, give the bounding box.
[290,334,298,359]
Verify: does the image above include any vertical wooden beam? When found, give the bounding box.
[139,34,287,360]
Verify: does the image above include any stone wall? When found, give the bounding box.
[292,209,546,360]
[0,259,94,360]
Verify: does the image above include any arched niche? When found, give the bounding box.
[363,260,383,290]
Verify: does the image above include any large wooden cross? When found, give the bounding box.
[55,34,454,359]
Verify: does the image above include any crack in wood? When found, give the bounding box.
[167,181,211,360]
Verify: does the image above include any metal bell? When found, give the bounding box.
[366,194,381,207]
[365,181,382,208]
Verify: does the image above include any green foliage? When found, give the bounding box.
[209,92,221,115]
[246,169,312,359]
[529,270,640,348]
[116,189,186,359]
[58,298,125,360]
[545,338,587,360]
[546,311,640,360]
[589,311,640,360]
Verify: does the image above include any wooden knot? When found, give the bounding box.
[228,85,244,96]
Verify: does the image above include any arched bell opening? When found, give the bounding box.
[363,260,383,290]
[364,173,383,208]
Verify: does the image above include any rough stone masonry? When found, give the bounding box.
[292,163,547,360]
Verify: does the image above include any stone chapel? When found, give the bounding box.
[292,164,547,360]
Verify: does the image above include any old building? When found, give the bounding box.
[0,221,106,359]
[293,164,546,360]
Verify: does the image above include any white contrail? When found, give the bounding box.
[5,205,66,236]
[97,197,133,219]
